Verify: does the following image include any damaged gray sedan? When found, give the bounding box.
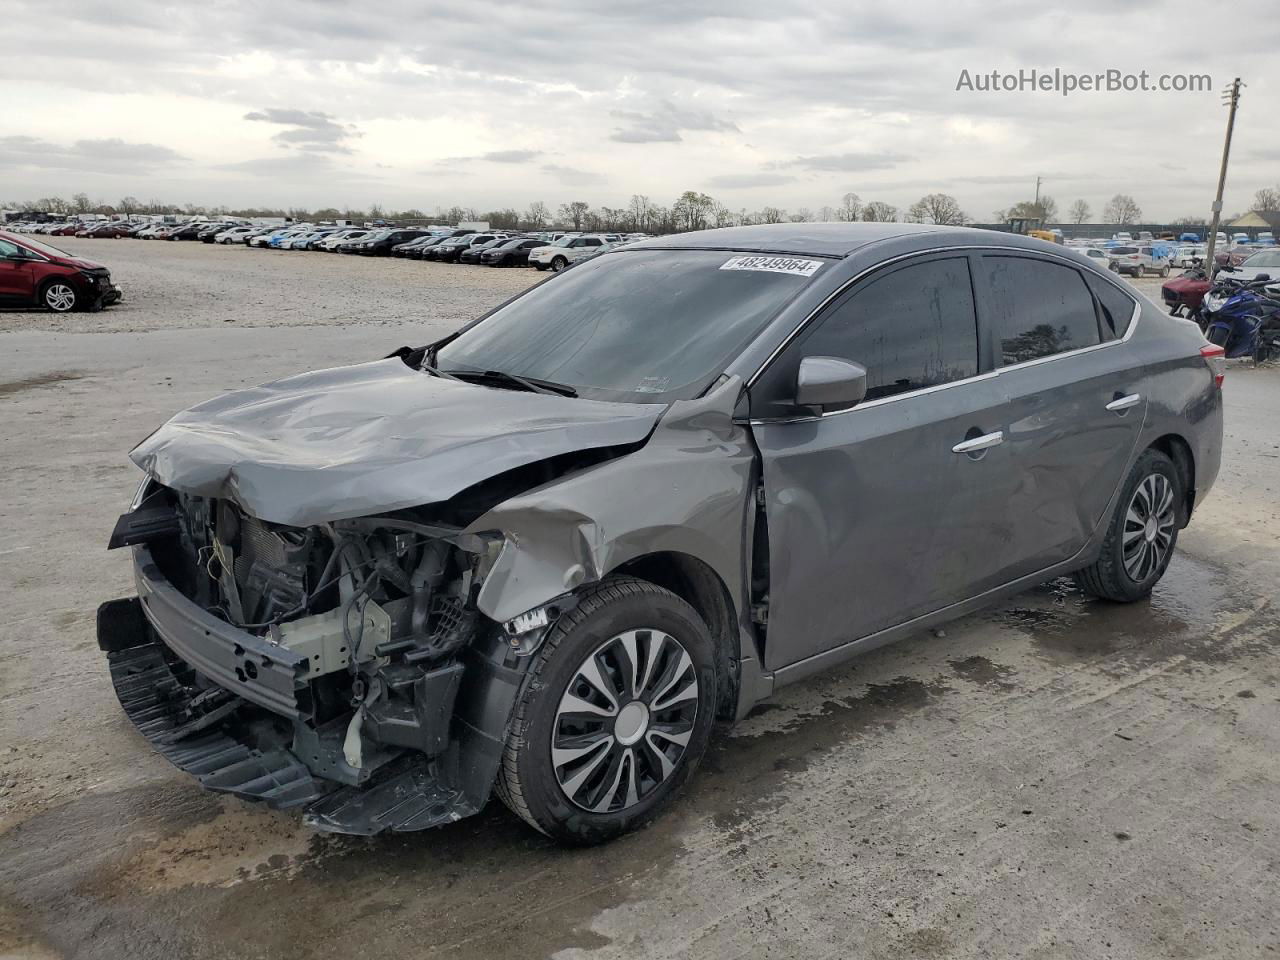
[98,223,1223,844]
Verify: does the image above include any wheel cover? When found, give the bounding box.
[1123,473,1176,582]
[45,284,75,312]
[552,628,698,814]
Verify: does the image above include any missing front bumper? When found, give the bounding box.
[96,593,525,835]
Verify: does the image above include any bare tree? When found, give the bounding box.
[710,202,737,229]
[1102,194,1142,225]
[759,206,787,223]
[790,207,814,223]
[559,201,590,230]
[837,192,862,222]
[1172,215,1208,226]
[1251,187,1280,213]
[626,195,655,232]
[861,201,897,222]
[672,191,717,231]
[524,200,550,228]
[908,193,967,225]
[1068,199,1091,224]
[1002,196,1059,223]
[118,196,141,216]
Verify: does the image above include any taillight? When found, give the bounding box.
[1200,343,1226,388]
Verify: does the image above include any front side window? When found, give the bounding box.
[757,257,979,412]
[984,256,1101,365]
[438,249,822,403]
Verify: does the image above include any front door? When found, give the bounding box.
[749,254,1015,670]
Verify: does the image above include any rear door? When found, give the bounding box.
[0,238,35,302]
[750,254,1015,669]
[974,254,1146,581]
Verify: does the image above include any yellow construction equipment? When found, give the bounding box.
[1007,216,1062,243]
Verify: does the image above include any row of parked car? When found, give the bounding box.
[5,218,647,273]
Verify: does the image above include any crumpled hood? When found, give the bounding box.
[131,358,665,526]
[64,256,106,270]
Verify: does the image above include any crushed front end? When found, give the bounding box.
[97,481,534,835]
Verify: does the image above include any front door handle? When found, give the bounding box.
[1106,393,1142,412]
[952,431,1004,455]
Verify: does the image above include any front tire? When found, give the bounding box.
[496,577,718,845]
[41,281,77,313]
[1074,449,1182,602]
[551,256,568,272]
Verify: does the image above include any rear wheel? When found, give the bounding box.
[1074,449,1181,602]
[496,577,717,845]
[41,281,77,313]
[1160,264,1170,277]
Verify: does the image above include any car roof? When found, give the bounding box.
[625,222,1055,258]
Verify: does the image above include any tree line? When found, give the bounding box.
[8,184,1279,231]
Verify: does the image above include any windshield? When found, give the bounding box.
[436,249,824,403]
[1244,250,1280,268]
[17,235,72,258]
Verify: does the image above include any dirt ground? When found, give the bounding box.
[0,238,1277,960]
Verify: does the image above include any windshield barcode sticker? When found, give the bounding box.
[720,256,824,277]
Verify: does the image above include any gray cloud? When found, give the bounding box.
[439,149,543,165]
[610,101,738,144]
[244,108,360,154]
[706,173,797,189]
[783,152,911,173]
[541,163,606,186]
[0,136,184,172]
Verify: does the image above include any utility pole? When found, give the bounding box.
[1034,176,1042,210]
[1205,78,1243,271]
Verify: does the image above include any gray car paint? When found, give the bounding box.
[129,358,665,527]
[125,222,1221,725]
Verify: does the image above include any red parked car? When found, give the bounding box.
[75,222,134,239]
[0,231,123,312]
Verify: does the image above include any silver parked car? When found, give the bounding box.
[98,224,1223,845]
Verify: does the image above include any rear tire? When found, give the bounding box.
[496,577,718,845]
[1073,449,1182,602]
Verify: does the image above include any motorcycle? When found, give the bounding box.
[1201,274,1280,363]
[1161,258,1211,320]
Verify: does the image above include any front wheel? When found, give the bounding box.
[1073,448,1182,602]
[41,281,77,313]
[551,256,568,272]
[1160,265,1170,277]
[496,577,718,845]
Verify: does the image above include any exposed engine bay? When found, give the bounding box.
[97,479,578,834]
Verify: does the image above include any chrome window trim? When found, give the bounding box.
[746,244,1141,425]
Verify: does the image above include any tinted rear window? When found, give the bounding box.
[983,256,1101,364]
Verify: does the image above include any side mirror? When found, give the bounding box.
[1254,273,1271,282]
[796,356,868,412]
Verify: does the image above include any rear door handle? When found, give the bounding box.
[1106,393,1141,412]
[952,431,1004,455]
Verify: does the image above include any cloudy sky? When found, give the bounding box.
[3,0,1277,220]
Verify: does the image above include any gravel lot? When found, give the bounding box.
[0,236,540,334]
[0,239,1276,960]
